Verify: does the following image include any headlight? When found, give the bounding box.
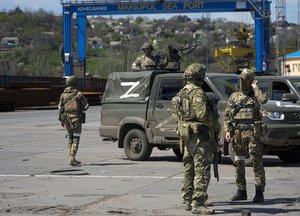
[263,111,285,120]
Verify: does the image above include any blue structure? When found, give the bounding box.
[285,50,300,59]
[61,0,271,76]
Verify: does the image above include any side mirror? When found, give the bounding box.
[282,93,298,103]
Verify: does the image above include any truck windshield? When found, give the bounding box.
[210,76,239,99]
[291,80,300,93]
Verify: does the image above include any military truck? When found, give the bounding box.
[99,71,300,163]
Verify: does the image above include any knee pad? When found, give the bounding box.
[233,156,245,167]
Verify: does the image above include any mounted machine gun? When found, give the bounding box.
[158,42,199,70]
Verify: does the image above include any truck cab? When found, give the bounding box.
[100,71,300,163]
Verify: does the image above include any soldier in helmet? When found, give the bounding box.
[173,63,220,214]
[131,42,159,71]
[58,75,89,166]
[224,69,268,203]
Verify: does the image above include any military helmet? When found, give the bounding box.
[239,68,255,82]
[66,75,77,87]
[141,42,153,51]
[184,63,206,83]
[239,68,255,91]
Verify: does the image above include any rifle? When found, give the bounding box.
[231,96,250,120]
[213,151,220,182]
[209,129,220,182]
[206,93,221,182]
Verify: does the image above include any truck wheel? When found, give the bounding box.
[228,142,252,166]
[124,129,152,161]
[172,148,183,160]
[277,150,300,163]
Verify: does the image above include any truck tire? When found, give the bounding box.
[277,150,300,163]
[228,142,252,166]
[172,148,183,160]
[124,129,152,161]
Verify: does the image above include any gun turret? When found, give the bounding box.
[158,42,199,70]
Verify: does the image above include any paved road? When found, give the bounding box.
[0,106,299,216]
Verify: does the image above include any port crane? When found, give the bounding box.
[61,0,271,76]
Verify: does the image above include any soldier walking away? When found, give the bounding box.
[58,75,89,166]
[173,64,220,214]
[131,42,159,71]
[224,69,268,203]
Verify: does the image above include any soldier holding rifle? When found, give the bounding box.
[173,63,220,214]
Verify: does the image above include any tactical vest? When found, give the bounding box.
[232,94,260,123]
[63,91,80,113]
[174,85,198,122]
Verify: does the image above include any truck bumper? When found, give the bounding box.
[261,123,300,146]
[99,125,118,139]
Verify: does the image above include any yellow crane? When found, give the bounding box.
[215,24,254,73]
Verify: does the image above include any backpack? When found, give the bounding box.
[63,91,80,113]
[172,85,197,122]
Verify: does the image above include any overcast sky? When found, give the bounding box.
[0,0,298,24]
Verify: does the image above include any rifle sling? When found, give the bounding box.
[231,95,251,120]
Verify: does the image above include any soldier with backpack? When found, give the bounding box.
[58,75,89,166]
[172,63,220,214]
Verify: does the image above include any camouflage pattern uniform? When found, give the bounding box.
[58,76,89,166]
[132,42,159,71]
[173,64,220,214]
[224,69,268,203]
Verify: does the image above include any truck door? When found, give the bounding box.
[271,81,292,100]
[151,77,184,139]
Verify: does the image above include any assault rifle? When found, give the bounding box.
[206,92,221,182]
[211,133,220,182]
[213,153,219,182]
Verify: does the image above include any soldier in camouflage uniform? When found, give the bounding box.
[58,76,89,166]
[131,42,159,71]
[173,63,220,214]
[224,69,268,203]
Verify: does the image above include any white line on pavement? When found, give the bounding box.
[0,174,274,180]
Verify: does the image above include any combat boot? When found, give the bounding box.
[69,156,81,166]
[68,156,76,166]
[74,158,81,166]
[231,189,247,201]
[204,201,213,207]
[253,189,264,203]
[191,206,215,215]
[184,200,192,211]
[68,156,74,166]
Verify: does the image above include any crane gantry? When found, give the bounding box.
[61,0,271,76]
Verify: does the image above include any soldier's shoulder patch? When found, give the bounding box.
[196,97,203,103]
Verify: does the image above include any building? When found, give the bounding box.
[1,37,20,48]
[283,50,300,76]
[87,37,104,49]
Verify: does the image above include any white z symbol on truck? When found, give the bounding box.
[120,81,140,99]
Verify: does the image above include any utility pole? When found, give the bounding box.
[298,0,300,49]
[205,12,210,72]
[275,0,286,76]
